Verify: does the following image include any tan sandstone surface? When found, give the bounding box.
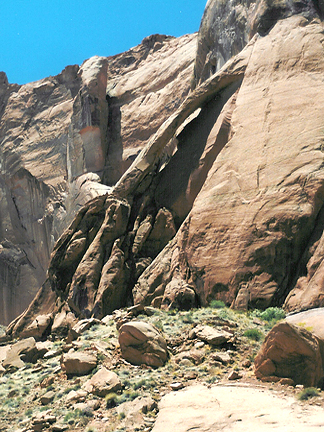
[152,383,324,432]
[6,0,324,339]
[0,33,196,325]
[134,14,324,312]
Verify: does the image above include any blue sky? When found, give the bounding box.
[1,1,207,85]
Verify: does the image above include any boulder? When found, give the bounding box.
[192,325,233,346]
[19,314,52,340]
[68,317,101,341]
[2,337,46,370]
[116,396,158,431]
[118,321,168,368]
[83,367,122,396]
[40,390,56,405]
[212,352,232,365]
[66,389,88,404]
[51,308,78,338]
[254,321,324,387]
[161,277,198,311]
[174,349,205,365]
[60,351,97,376]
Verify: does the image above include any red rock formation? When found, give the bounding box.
[0,34,196,325]
[5,0,324,338]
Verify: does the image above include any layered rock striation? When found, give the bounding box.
[4,0,324,337]
[0,34,196,325]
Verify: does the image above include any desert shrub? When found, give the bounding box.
[133,378,147,390]
[118,411,126,420]
[153,319,164,332]
[206,375,218,384]
[210,300,226,309]
[25,408,33,417]
[105,392,118,408]
[118,389,140,404]
[252,307,285,325]
[243,328,264,341]
[182,312,194,323]
[297,387,320,401]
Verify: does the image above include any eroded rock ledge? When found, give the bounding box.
[5,0,324,339]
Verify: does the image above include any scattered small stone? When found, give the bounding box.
[279,378,295,386]
[31,365,43,373]
[83,367,122,396]
[253,318,264,326]
[194,341,205,349]
[193,326,233,346]
[144,306,159,316]
[8,389,18,397]
[62,344,73,353]
[30,413,56,432]
[51,426,69,432]
[184,371,198,380]
[40,375,55,388]
[212,352,231,365]
[40,390,55,405]
[60,351,97,376]
[88,399,101,410]
[228,370,242,380]
[242,359,252,368]
[144,417,155,424]
[66,389,88,404]
[43,349,61,359]
[101,315,114,325]
[179,358,194,367]
[170,382,184,391]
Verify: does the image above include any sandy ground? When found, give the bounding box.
[152,383,324,432]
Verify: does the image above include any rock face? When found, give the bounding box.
[107,33,197,173]
[134,10,324,311]
[0,34,196,325]
[0,60,111,325]
[4,0,324,336]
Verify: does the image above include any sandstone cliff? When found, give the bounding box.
[4,0,324,338]
[0,34,196,325]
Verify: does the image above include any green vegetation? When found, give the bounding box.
[210,300,226,309]
[251,307,286,326]
[243,328,264,341]
[105,392,118,408]
[0,304,300,432]
[297,387,320,401]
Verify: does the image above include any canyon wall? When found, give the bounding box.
[3,0,324,336]
[0,34,196,324]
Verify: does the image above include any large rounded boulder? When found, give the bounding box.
[118,321,168,368]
